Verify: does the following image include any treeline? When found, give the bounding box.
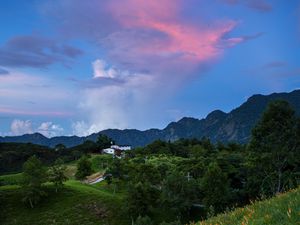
[0,134,113,175]
[104,100,300,224]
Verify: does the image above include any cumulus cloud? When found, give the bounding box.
[72,121,91,136]
[10,119,33,135]
[92,59,118,79]
[37,122,64,137]
[73,60,158,134]
[9,119,64,137]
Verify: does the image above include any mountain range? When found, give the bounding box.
[1,90,300,148]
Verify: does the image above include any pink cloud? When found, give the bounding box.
[106,0,240,65]
[46,0,247,75]
[43,0,256,132]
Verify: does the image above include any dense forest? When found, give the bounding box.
[1,100,300,224]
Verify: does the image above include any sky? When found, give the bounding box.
[0,0,300,137]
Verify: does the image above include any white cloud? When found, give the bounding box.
[10,119,33,135]
[71,121,91,136]
[72,58,170,135]
[37,122,64,137]
[92,59,118,79]
[9,119,64,137]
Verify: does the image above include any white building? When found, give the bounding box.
[111,145,131,151]
[102,145,131,156]
[102,148,115,155]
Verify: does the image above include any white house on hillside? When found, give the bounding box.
[102,148,115,154]
[111,145,131,151]
[102,145,132,157]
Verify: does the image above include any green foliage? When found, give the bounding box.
[105,174,112,185]
[48,158,68,192]
[75,156,92,180]
[127,181,159,219]
[91,154,113,171]
[21,156,47,208]
[160,221,181,225]
[0,143,57,174]
[247,100,300,197]
[201,162,230,213]
[54,144,66,151]
[160,173,198,219]
[134,215,153,225]
[97,134,114,150]
[107,158,125,179]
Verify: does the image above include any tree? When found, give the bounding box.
[22,156,47,208]
[97,134,113,150]
[75,156,92,180]
[105,174,112,185]
[201,162,230,213]
[247,100,300,197]
[134,215,153,225]
[54,144,66,152]
[127,181,158,220]
[49,158,68,192]
[160,173,198,220]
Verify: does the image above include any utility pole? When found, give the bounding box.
[186,172,192,182]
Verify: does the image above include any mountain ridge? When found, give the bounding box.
[1,89,300,147]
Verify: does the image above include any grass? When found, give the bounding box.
[193,187,300,225]
[0,157,130,225]
[0,173,23,186]
[0,179,129,225]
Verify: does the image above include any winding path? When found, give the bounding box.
[89,176,105,184]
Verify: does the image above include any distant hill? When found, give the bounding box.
[1,90,300,147]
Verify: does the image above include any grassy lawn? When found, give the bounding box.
[0,180,129,225]
[194,187,300,225]
[0,173,23,186]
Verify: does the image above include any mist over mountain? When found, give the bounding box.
[1,90,300,148]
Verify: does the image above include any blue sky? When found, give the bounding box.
[0,0,299,137]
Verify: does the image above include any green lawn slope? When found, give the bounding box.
[0,179,130,225]
[194,187,300,225]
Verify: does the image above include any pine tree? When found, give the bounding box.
[22,156,47,208]
[49,158,68,192]
[247,100,300,197]
[201,162,230,213]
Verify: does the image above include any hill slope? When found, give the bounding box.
[1,90,300,147]
[0,180,129,225]
[194,187,300,225]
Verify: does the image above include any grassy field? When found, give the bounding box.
[0,155,130,225]
[193,187,300,225]
[0,179,129,225]
[0,173,23,186]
